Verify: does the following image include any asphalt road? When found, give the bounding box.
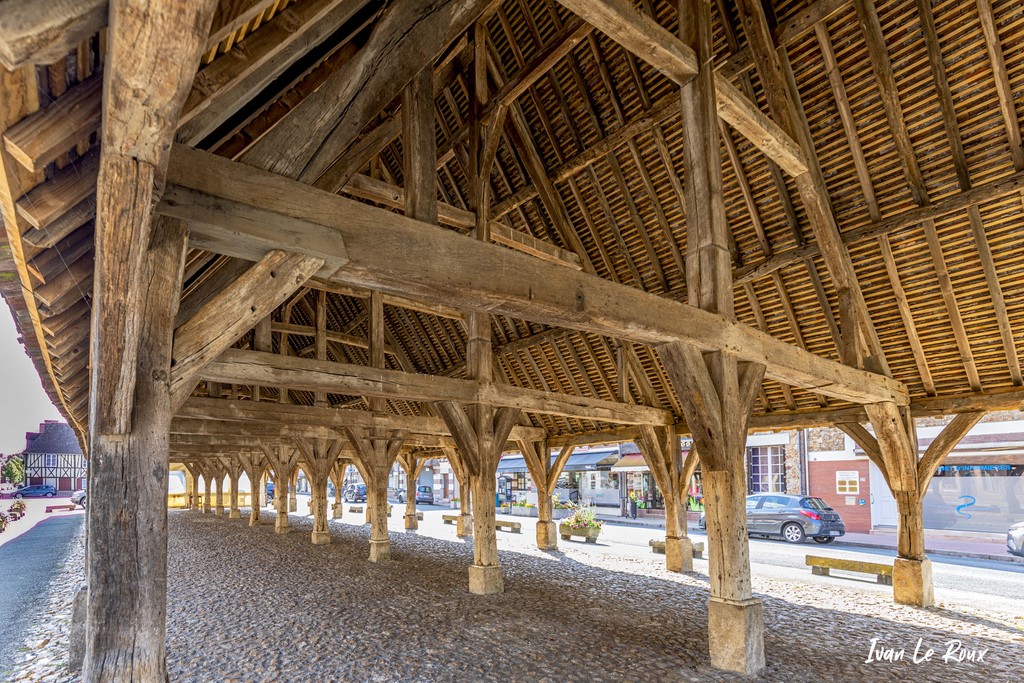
[0,515,83,679]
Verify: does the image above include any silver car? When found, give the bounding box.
[699,494,846,544]
[1008,522,1024,557]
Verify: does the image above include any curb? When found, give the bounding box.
[830,539,1024,565]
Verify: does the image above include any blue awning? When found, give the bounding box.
[563,451,617,471]
[495,450,617,476]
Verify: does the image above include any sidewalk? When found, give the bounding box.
[0,497,83,548]
[595,512,1021,564]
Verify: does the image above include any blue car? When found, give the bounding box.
[12,484,57,499]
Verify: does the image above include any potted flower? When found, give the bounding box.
[450,497,460,510]
[552,500,572,520]
[558,503,603,543]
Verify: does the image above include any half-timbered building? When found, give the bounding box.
[22,420,86,492]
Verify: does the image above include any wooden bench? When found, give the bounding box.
[495,520,521,533]
[806,555,893,585]
[442,514,458,525]
[45,504,78,514]
[348,506,364,514]
[649,539,705,559]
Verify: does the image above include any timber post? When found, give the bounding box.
[202,469,213,514]
[289,467,299,513]
[848,407,984,607]
[399,451,425,531]
[520,440,575,551]
[213,466,225,516]
[298,438,341,545]
[638,426,693,573]
[656,0,766,673]
[331,461,346,520]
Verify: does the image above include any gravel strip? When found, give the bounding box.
[8,510,1023,682]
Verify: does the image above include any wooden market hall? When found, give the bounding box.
[1,0,1022,679]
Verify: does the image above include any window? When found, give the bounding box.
[761,495,790,509]
[746,496,763,510]
[836,471,859,494]
[747,446,786,493]
[44,454,57,468]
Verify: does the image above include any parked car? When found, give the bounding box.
[70,488,87,508]
[344,484,367,503]
[1008,521,1024,558]
[698,494,846,544]
[415,485,434,505]
[12,484,57,499]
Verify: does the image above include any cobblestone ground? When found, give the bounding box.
[9,510,1023,682]
[163,512,1021,683]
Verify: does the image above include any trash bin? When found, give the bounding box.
[495,493,501,507]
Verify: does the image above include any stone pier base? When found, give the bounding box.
[468,564,504,595]
[311,530,331,545]
[707,597,765,676]
[665,535,693,573]
[536,520,557,550]
[404,513,418,530]
[368,539,391,563]
[893,557,934,607]
[228,509,241,519]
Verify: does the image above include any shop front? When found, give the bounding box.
[611,442,703,519]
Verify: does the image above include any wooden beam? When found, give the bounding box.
[202,348,674,425]
[178,0,374,145]
[916,411,985,492]
[555,0,805,176]
[0,0,106,69]
[240,0,498,183]
[170,250,325,408]
[3,73,102,173]
[734,168,1024,284]
[342,170,582,268]
[161,145,909,406]
[177,395,545,442]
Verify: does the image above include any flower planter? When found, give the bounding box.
[551,507,571,520]
[559,523,600,543]
[511,506,538,517]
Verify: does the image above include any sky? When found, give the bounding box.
[0,303,62,455]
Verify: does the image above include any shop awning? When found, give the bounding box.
[496,457,528,474]
[496,450,618,475]
[611,453,648,472]
[563,451,616,471]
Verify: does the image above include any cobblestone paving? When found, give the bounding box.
[163,512,1021,683]
[9,510,1023,682]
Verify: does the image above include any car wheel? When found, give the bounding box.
[397,494,404,503]
[813,536,835,544]
[80,498,87,509]
[14,493,23,499]
[782,522,806,544]
[46,492,54,498]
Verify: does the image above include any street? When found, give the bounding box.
[287,493,1024,624]
[0,513,83,678]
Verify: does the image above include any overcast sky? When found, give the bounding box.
[0,304,62,455]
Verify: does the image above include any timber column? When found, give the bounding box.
[851,408,983,607]
[437,314,520,595]
[331,461,345,519]
[225,457,243,519]
[213,468,225,516]
[301,438,341,545]
[638,427,696,573]
[520,441,576,551]
[289,468,299,513]
[202,471,212,514]
[263,446,300,534]
[655,1,765,673]
[399,452,425,530]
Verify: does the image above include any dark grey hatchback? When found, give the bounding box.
[699,494,846,544]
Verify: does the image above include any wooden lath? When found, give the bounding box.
[3,0,1024,447]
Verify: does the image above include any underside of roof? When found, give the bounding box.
[1,0,1023,453]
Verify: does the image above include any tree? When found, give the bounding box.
[2,455,25,486]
